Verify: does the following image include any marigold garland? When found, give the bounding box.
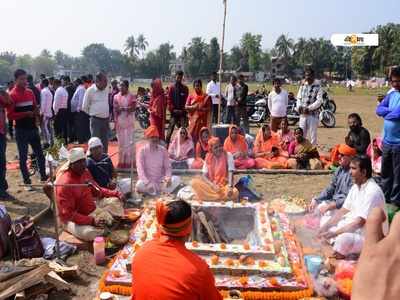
[98,216,315,300]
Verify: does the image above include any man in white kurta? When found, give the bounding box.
[318,155,388,257]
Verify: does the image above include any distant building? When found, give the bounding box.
[55,65,84,79]
[271,56,287,78]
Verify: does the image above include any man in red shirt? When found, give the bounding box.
[7,69,47,187]
[55,147,125,241]
[131,200,222,300]
[0,90,13,200]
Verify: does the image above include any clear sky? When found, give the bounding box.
[1,0,399,57]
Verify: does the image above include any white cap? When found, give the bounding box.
[68,147,86,164]
[88,137,103,150]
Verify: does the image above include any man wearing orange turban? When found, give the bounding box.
[131,200,222,300]
[135,125,181,195]
[309,144,356,218]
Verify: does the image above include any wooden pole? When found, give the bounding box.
[217,0,227,124]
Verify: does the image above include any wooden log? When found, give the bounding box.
[44,271,70,291]
[14,291,25,300]
[0,264,51,300]
[208,221,222,243]
[197,212,216,243]
[48,262,79,279]
[0,266,36,283]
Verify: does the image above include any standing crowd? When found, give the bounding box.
[0,65,400,299]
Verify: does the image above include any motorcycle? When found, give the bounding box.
[248,96,270,124]
[322,91,337,113]
[135,95,150,129]
[286,98,336,128]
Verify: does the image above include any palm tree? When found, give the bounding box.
[275,34,294,59]
[124,36,138,58]
[136,34,149,58]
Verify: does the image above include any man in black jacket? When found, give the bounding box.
[236,75,249,133]
[63,76,76,143]
[345,113,371,155]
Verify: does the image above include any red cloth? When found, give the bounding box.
[149,79,166,141]
[0,95,9,135]
[7,86,37,129]
[132,236,222,300]
[55,169,120,225]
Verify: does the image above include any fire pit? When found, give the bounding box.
[101,200,313,299]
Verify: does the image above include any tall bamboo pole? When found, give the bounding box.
[217,0,227,124]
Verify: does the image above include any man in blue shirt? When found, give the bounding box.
[376,67,400,206]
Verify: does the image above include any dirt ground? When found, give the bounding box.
[1,92,383,299]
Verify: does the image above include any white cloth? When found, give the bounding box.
[82,84,110,118]
[340,179,388,236]
[53,86,68,115]
[71,84,86,112]
[333,232,364,255]
[225,84,237,106]
[387,87,396,94]
[206,80,221,105]
[268,89,288,118]
[40,87,53,118]
[202,152,235,175]
[299,115,319,145]
[135,175,181,196]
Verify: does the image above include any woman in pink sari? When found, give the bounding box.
[367,136,383,175]
[277,118,294,156]
[113,80,136,169]
[149,79,166,141]
[168,127,194,169]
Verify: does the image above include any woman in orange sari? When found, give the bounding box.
[149,79,166,141]
[254,125,288,169]
[223,125,256,169]
[191,137,239,201]
[191,127,210,169]
[185,79,211,145]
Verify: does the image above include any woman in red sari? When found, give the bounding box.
[149,79,166,141]
[191,127,210,169]
[185,79,211,145]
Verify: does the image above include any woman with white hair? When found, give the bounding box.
[86,137,116,189]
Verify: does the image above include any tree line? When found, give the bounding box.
[0,22,398,84]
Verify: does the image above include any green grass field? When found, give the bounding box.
[129,81,389,98]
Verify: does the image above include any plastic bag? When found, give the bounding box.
[58,144,69,160]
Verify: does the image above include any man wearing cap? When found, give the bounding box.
[86,137,115,189]
[136,125,181,196]
[309,144,356,217]
[55,148,124,241]
[132,200,222,300]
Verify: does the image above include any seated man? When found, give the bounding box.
[86,137,116,189]
[287,127,322,170]
[254,125,287,169]
[317,155,388,258]
[55,148,124,242]
[191,137,239,201]
[132,200,222,300]
[329,113,371,165]
[223,125,255,169]
[136,125,181,196]
[309,144,356,216]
